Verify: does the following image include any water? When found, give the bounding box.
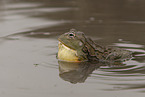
[0,0,145,97]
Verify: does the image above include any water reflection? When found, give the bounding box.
[0,1,72,37]
[58,41,145,92]
[90,42,145,92]
[58,61,100,84]
[58,60,127,84]
[0,0,145,96]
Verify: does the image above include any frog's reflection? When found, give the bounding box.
[58,61,101,84]
[58,60,126,84]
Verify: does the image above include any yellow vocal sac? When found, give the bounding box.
[57,42,80,62]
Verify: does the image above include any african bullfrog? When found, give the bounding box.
[57,29,132,62]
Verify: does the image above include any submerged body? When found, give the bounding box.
[57,29,132,62]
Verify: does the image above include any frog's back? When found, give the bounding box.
[86,38,132,62]
[103,47,132,61]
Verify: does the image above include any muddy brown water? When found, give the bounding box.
[0,0,145,97]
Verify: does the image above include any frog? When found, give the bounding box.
[57,29,132,62]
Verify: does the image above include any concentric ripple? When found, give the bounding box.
[89,41,145,92]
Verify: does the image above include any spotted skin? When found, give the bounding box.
[57,29,132,62]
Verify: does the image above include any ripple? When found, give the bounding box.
[89,42,145,92]
[124,21,145,24]
[113,43,144,48]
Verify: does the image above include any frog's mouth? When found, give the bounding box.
[57,41,80,62]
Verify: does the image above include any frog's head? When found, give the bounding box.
[57,29,88,62]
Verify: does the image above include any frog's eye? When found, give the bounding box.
[68,33,75,37]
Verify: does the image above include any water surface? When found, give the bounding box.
[0,0,145,97]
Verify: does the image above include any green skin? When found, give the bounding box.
[58,29,88,61]
[58,29,132,62]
